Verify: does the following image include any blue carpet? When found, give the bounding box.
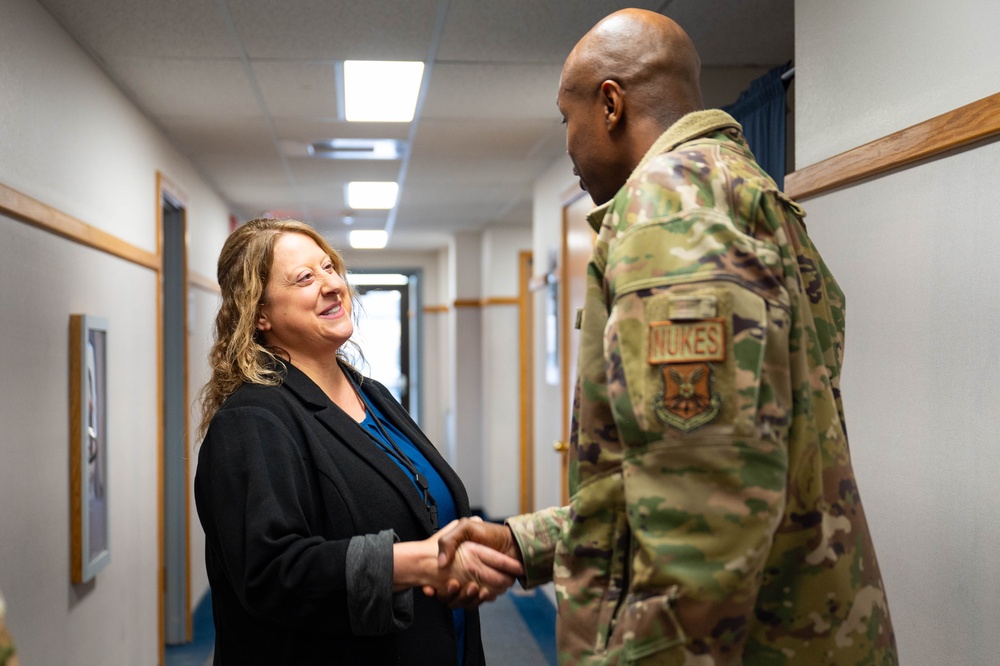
[481,586,557,666]
[164,592,214,666]
[507,586,557,664]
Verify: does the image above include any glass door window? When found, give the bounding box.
[351,274,412,411]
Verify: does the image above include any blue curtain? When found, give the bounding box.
[722,63,791,189]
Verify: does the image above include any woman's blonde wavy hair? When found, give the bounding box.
[198,217,353,438]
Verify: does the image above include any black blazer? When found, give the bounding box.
[194,361,484,665]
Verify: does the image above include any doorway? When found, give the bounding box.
[559,191,595,503]
[350,271,421,420]
[159,175,190,650]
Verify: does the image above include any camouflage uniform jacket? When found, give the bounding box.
[0,590,16,666]
[507,110,897,665]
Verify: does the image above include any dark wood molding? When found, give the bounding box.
[785,91,1000,201]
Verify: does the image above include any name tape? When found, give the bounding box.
[648,319,725,364]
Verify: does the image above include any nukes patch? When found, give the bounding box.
[649,319,725,432]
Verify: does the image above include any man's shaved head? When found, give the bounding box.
[562,9,703,125]
[557,9,704,204]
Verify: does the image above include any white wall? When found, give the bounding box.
[796,0,1000,166]
[796,2,1000,663]
[450,231,485,507]
[0,0,230,662]
[479,226,532,518]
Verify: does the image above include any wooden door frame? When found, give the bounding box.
[559,188,592,505]
[518,250,534,514]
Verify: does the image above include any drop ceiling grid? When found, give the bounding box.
[32,0,795,247]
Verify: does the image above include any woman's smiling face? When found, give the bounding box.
[256,232,353,362]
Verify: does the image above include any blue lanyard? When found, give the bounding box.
[349,376,439,531]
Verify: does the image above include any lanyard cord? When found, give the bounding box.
[349,376,439,530]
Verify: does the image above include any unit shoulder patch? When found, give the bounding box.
[649,318,726,432]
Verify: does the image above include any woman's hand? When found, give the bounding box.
[430,540,523,608]
[393,520,523,609]
[420,517,524,608]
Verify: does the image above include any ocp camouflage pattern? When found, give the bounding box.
[507,110,897,665]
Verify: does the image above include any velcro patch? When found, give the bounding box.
[648,319,725,365]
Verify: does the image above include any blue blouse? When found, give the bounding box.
[357,384,465,662]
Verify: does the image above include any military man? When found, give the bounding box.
[437,8,897,665]
[0,588,18,666]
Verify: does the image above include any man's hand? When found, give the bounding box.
[425,540,523,609]
[422,517,523,607]
[436,517,521,567]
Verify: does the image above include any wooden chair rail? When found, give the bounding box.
[0,182,159,270]
[785,91,1000,201]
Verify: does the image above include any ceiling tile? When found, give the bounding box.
[159,116,277,158]
[252,61,340,119]
[38,0,237,58]
[106,56,260,118]
[436,0,664,63]
[422,63,564,120]
[668,0,794,66]
[412,119,562,161]
[228,0,441,60]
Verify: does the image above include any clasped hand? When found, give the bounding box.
[421,517,524,609]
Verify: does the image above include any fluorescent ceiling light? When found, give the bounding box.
[347,181,398,210]
[349,273,409,286]
[349,230,388,250]
[344,60,424,122]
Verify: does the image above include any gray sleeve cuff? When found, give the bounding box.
[345,530,413,636]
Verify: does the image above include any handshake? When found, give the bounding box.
[415,517,524,609]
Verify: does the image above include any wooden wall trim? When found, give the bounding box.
[453,297,519,308]
[188,271,220,294]
[785,91,1000,201]
[484,296,519,306]
[0,182,160,271]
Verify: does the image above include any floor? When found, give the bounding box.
[165,585,557,666]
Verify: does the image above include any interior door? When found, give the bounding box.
[559,192,597,504]
[354,284,411,411]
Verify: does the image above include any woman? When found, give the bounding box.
[195,218,520,665]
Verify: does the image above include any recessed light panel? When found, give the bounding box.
[349,230,389,249]
[347,182,398,210]
[344,60,424,122]
[349,273,409,286]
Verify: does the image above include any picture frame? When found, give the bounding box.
[70,314,110,583]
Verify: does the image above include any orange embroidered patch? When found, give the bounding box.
[649,320,725,432]
[648,319,725,364]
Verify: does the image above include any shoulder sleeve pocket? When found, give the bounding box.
[610,281,791,445]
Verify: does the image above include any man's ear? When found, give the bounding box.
[600,80,625,131]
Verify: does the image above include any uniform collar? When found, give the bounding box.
[584,109,742,232]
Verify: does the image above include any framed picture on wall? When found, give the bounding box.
[70,314,110,583]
